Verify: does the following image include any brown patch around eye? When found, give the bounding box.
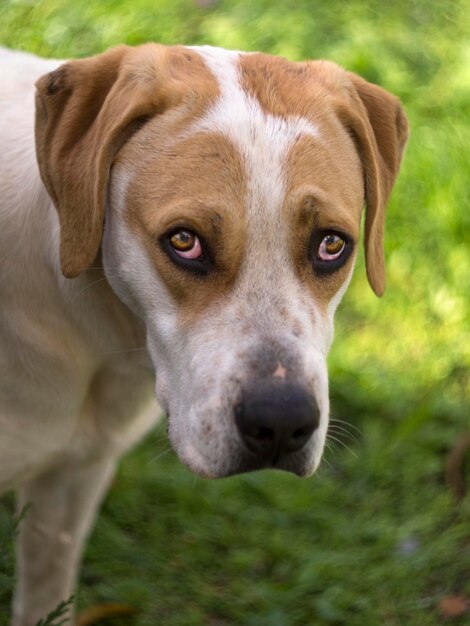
[122,125,248,326]
[282,130,363,314]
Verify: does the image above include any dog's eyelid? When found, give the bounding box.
[315,226,354,244]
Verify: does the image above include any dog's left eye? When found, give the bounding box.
[162,228,211,275]
[317,234,346,261]
[311,230,353,276]
[169,230,202,260]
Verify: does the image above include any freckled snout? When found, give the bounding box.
[235,382,320,462]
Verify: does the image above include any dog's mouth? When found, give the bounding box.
[173,432,319,479]
[225,452,316,478]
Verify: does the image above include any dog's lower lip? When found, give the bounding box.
[218,455,310,478]
[241,443,305,471]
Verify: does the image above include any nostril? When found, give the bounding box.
[235,403,276,454]
[284,421,316,453]
[292,427,308,440]
[244,426,275,449]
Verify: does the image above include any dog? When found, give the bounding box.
[0,43,408,624]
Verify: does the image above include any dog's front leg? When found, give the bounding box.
[11,458,116,626]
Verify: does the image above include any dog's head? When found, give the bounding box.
[35,44,408,478]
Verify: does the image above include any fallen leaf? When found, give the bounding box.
[438,595,469,619]
[77,603,138,626]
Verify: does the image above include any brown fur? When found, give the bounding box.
[120,128,248,324]
[340,72,409,294]
[284,134,363,310]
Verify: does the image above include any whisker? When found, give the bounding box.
[327,424,358,443]
[329,417,364,437]
[101,347,148,355]
[323,441,336,463]
[324,440,335,454]
[327,434,358,458]
[318,443,336,476]
[149,447,173,464]
[70,276,113,301]
[320,456,335,472]
[153,434,170,446]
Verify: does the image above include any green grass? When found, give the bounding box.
[0,0,469,624]
[75,423,469,626]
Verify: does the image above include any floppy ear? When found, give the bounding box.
[337,74,409,296]
[35,44,178,277]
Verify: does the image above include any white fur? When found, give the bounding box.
[0,50,159,626]
[1,45,358,624]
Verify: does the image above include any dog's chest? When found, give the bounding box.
[0,268,159,491]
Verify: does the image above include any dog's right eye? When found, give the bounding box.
[161,228,211,275]
[169,230,202,259]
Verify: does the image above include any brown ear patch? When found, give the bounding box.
[341,74,409,296]
[44,66,69,96]
[34,44,219,278]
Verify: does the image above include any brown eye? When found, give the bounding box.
[169,230,202,259]
[170,230,195,251]
[317,234,346,261]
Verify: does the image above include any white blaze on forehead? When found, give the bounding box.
[189,46,320,215]
[188,46,329,351]
[188,47,339,378]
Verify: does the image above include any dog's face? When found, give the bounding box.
[35,44,408,478]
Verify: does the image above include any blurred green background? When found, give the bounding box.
[0,1,469,624]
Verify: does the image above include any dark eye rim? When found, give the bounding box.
[159,227,212,275]
[310,229,354,276]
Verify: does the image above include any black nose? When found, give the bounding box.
[235,382,320,460]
